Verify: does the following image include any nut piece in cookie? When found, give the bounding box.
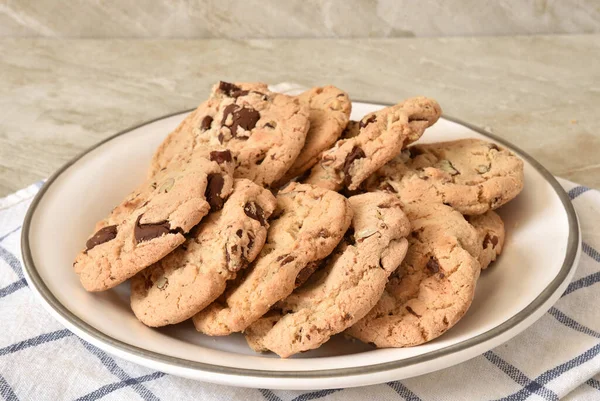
[130,179,276,327]
[274,86,351,186]
[73,155,234,292]
[466,211,505,269]
[245,193,411,358]
[367,139,524,215]
[346,202,482,348]
[192,182,353,336]
[149,81,310,187]
[303,97,442,191]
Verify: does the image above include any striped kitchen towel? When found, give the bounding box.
[0,179,598,401]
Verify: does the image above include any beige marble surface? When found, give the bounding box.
[0,35,599,196]
[1,0,599,38]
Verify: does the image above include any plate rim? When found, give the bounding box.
[20,101,580,380]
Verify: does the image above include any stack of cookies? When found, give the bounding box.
[74,81,524,358]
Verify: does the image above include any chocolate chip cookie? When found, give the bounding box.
[74,155,234,292]
[274,86,351,186]
[303,97,442,191]
[346,202,481,348]
[150,81,310,187]
[366,139,524,215]
[130,179,276,327]
[466,211,505,269]
[192,182,353,336]
[245,193,410,357]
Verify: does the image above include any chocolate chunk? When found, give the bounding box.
[295,261,320,287]
[220,104,237,126]
[246,232,254,253]
[86,225,118,250]
[200,116,213,131]
[236,229,243,238]
[205,174,225,211]
[226,242,247,272]
[342,146,366,186]
[220,104,260,137]
[134,215,175,243]
[426,256,440,274]
[359,115,376,129]
[217,133,224,144]
[278,254,296,266]
[483,234,499,249]
[218,81,239,95]
[244,202,266,226]
[217,81,249,98]
[209,150,232,164]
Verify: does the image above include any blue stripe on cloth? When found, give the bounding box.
[74,371,166,401]
[495,343,600,401]
[547,307,600,338]
[0,329,72,357]
[0,279,27,299]
[387,381,423,401]
[0,226,21,243]
[563,272,600,297]
[0,245,23,279]
[536,343,600,386]
[33,181,44,189]
[568,186,591,200]
[259,389,283,401]
[582,242,600,263]
[76,339,161,401]
[292,389,343,401]
[587,377,600,391]
[0,374,19,401]
[483,351,558,401]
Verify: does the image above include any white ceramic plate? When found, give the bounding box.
[21,101,580,390]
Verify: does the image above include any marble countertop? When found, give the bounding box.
[0,35,598,196]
